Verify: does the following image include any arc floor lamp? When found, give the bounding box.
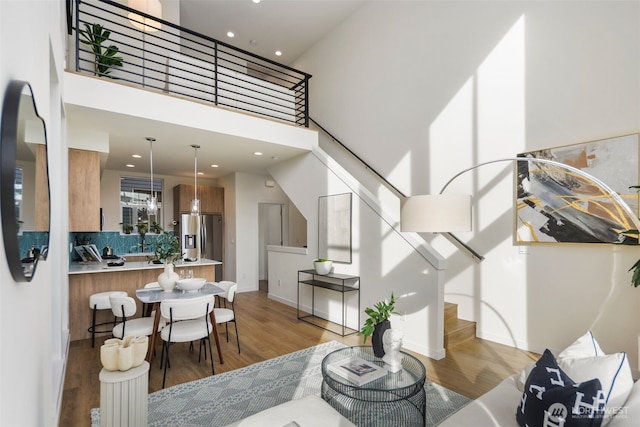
[400,157,640,261]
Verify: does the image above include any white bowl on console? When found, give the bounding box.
[176,278,206,292]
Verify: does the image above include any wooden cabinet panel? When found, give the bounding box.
[173,184,224,215]
[34,144,50,231]
[69,148,101,231]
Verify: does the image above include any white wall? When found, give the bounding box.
[0,0,67,425]
[268,149,447,358]
[294,0,640,368]
[230,171,306,292]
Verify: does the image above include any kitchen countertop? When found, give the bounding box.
[68,258,222,275]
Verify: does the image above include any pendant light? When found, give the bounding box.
[190,144,200,215]
[146,137,158,214]
[128,0,162,32]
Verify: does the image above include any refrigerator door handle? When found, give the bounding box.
[200,219,206,256]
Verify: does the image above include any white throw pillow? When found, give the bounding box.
[607,379,640,427]
[558,330,605,359]
[558,352,634,425]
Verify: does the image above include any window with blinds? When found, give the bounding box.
[120,176,164,232]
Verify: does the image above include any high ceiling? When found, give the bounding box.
[77,0,366,181]
[179,0,365,66]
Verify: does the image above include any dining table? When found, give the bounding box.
[135,282,225,367]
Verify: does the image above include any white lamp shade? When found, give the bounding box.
[400,194,472,232]
[128,0,162,32]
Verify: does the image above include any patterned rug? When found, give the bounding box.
[91,340,470,426]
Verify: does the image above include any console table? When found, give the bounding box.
[321,346,426,426]
[297,269,360,336]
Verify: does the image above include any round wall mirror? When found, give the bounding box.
[0,80,50,282]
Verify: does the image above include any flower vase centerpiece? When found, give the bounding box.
[149,232,183,291]
[357,293,399,357]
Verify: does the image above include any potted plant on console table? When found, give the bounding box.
[358,293,399,358]
[148,232,183,291]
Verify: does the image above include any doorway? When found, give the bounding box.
[258,203,284,292]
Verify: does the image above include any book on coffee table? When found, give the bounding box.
[327,356,388,386]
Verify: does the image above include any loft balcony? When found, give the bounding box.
[67,0,311,127]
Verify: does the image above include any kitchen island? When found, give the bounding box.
[69,258,221,342]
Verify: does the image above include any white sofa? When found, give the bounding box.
[441,331,640,426]
[440,375,640,426]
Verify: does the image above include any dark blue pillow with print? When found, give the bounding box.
[516,349,605,427]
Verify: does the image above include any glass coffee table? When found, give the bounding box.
[321,346,426,426]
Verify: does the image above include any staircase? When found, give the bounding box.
[444,302,476,347]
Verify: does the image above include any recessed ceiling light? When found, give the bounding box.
[211,164,219,168]
[227,31,235,38]
[275,51,282,56]
[252,0,260,4]
[253,151,263,156]
[131,154,142,158]
[126,164,135,168]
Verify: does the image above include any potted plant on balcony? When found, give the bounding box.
[79,23,123,78]
[358,293,399,357]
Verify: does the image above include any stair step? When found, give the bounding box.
[444,302,458,323]
[443,301,477,346]
[444,317,476,347]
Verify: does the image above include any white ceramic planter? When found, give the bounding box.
[314,260,333,275]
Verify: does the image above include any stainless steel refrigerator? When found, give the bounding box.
[180,213,223,280]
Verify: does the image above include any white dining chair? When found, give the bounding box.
[214,281,240,353]
[109,294,164,339]
[159,294,216,388]
[215,280,235,308]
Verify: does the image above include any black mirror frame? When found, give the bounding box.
[0,80,50,282]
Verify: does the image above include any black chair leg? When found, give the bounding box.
[234,320,240,354]
[91,305,97,347]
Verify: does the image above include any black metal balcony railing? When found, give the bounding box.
[69,0,311,127]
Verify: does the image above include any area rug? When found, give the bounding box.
[91,340,470,426]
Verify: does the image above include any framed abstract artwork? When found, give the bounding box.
[516,133,640,244]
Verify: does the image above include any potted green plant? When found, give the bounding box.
[136,223,148,236]
[79,23,123,78]
[358,293,399,357]
[120,223,133,234]
[150,221,163,234]
[148,232,183,265]
[148,232,184,291]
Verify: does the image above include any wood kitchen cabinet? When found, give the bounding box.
[173,184,224,216]
[69,148,101,231]
[34,144,50,231]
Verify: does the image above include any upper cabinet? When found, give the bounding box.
[173,184,224,216]
[69,148,101,231]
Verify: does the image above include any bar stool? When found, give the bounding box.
[88,291,127,347]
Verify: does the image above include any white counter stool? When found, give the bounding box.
[89,291,127,347]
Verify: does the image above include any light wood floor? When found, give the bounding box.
[60,289,539,425]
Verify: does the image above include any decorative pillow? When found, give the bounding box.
[518,331,603,392]
[517,349,605,427]
[558,352,634,426]
[607,379,640,427]
[558,331,605,359]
